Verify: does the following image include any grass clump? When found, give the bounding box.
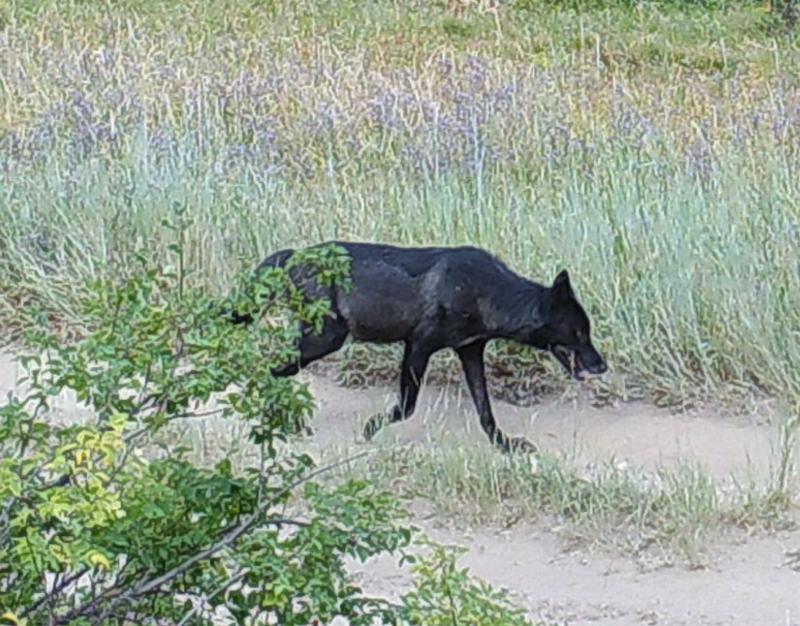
[317,439,795,568]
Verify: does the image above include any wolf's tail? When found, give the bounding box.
[219,248,296,325]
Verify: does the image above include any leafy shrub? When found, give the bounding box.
[0,225,535,625]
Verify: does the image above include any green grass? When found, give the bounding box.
[146,398,796,568]
[1,0,799,412]
[1,0,799,597]
[323,439,798,567]
[3,141,798,409]
[148,413,794,568]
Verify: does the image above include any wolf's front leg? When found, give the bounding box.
[457,341,537,454]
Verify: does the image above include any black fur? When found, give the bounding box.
[240,241,607,453]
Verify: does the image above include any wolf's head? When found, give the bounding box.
[535,270,607,381]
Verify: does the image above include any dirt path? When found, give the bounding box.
[2,352,798,625]
[304,374,779,481]
[305,375,800,625]
[344,522,800,626]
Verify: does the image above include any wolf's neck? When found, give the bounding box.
[481,279,547,341]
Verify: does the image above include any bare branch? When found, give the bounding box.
[263,518,309,528]
[20,567,90,618]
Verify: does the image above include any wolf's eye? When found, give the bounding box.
[575,330,584,342]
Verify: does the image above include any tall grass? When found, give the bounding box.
[1,0,799,409]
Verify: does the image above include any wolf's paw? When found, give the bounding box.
[505,437,538,455]
[362,413,387,442]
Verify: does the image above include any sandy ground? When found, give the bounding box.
[305,374,800,626]
[2,352,799,625]
[305,374,781,481]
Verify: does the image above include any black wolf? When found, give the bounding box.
[234,242,607,453]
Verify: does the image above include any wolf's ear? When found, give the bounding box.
[551,269,574,300]
[553,269,570,288]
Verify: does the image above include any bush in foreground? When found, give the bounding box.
[0,238,533,626]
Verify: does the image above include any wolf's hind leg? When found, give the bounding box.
[363,340,432,441]
[271,318,349,377]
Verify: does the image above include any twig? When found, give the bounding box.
[118,406,225,454]
[170,407,225,420]
[20,567,90,618]
[134,363,152,413]
[50,566,153,624]
[175,568,248,626]
[0,497,17,540]
[0,465,49,549]
[22,532,54,621]
[264,518,309,528]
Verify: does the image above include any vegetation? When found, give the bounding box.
[1,0,799,411]
[0,0,798,616]
[0,240,534,625]
[319,438,795,569]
